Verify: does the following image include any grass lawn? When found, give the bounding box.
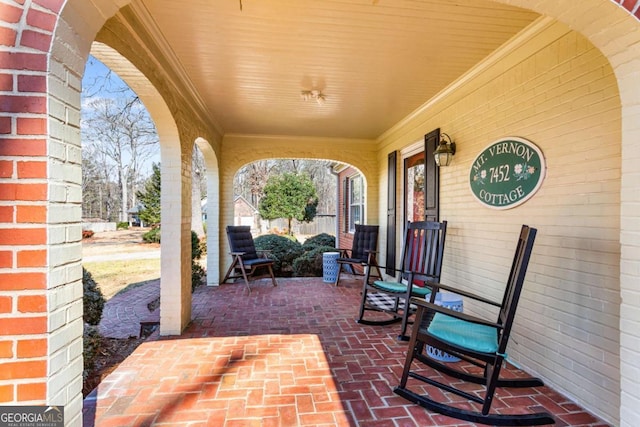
[83,258,161,300]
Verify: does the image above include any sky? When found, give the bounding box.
[82,55,161,173]
[82,55,134,100]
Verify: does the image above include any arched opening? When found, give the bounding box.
[86,42,195,338]
[232,159,337,235]
[80,54,165,394]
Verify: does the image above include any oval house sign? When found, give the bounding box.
[469,137,546,210]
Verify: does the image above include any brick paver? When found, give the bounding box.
[83,277,611,426]
[98,280,160,339]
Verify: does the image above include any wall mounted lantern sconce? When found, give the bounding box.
[433,133,456,167]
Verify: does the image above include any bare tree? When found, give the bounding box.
[82,96,158,222]
[81,55,160,223]
[82,144,117,221]
[234,160,277,208]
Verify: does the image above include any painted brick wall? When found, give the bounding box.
[0,0,108,424]
[337,166,357,251]
[0,0,60,409]
[378,20,621,424]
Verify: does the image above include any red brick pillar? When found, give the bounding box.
[0,0,65,405]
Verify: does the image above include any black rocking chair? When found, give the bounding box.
[394,225,555,426]
[357,220,447,341]
[334,224,382,286]
[222,226,277,293]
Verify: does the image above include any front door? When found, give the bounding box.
[404,128,440,222]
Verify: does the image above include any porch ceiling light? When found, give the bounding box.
[301,89,326,105]
[433,133,456,167]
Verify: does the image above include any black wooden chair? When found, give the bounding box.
[222,226,277,293]
[357,220,447,340]
[334,224,383,286]
[394,225,555,426]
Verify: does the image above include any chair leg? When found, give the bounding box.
[267,265,277,287]
[334,263,343,286]
[222,257,240,283]
[357,280,369,323]
[239,264,252,293]
[373,264,383,281]
[398,287,414,341]
[398,306,424,387]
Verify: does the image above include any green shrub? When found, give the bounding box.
[191,231,203,260]
[142,227,161,243]
[302,233,335,250]
[293,245,337,277]
[191,231,206,290]
[192,263,206,291]
[116,221,129,230]
[83,267,105,383]
[254,234,303,277]
[83,267,105,326]
[83,324,102,380]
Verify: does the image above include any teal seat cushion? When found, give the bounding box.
[427,313,499,353]
[372,281,432,297]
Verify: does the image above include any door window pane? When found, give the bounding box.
[405,152,425,222]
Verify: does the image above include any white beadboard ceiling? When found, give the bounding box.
[130,0,539,139]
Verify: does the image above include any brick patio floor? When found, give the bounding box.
[83,277,611,427]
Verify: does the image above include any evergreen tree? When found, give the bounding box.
[137,162,161,225]
[258,173,319,235]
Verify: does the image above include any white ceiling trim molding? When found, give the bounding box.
[126,1,225,136]
[223,133,376,145]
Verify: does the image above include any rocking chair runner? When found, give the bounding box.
[334,224,383,286]
[222,226,277,292]
[357,220,447,341]
[394,225,555,426]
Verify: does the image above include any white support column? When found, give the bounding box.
[160,146,192,335]
[195,138,220,287]
[205,165,220,286]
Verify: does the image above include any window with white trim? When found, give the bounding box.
[348,174,364,232]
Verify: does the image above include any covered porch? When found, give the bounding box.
[2,0,640,426]
[83,277,607,426]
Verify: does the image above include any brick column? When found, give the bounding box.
[1,1,86,425]
[0,0,58,405]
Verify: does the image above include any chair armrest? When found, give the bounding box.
[376,266,427,274]
[406,271,439,282]
[230,251,246,256]
[256,249,273,259]
[410,297,502,329]
[427,282,502,307]
[336,248,352,257]
[364,250,379,264]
